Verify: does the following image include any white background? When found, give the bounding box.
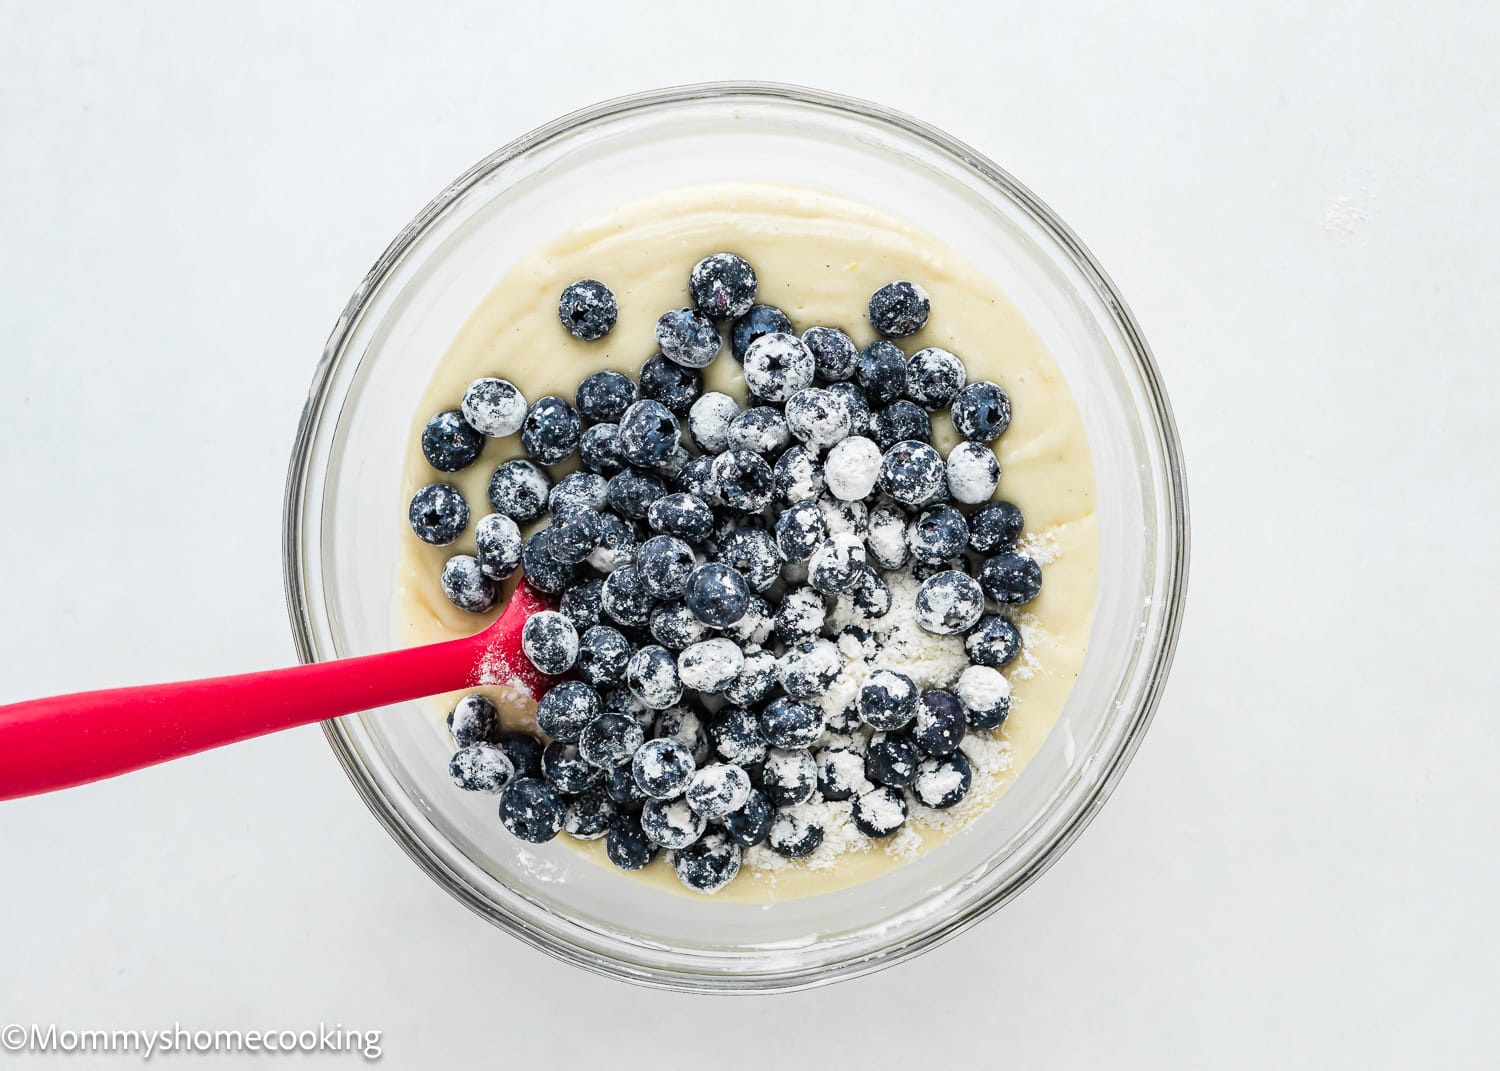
[2,2,1497,1067]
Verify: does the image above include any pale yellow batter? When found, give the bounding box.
[395,183,1098,902]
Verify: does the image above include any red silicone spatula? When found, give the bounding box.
[0,582,559,802]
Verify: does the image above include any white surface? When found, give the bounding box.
[1,2,1497,1066]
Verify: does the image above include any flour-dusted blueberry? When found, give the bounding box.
[966,614,1023,668]
[605,468,668,521]
[440,554,496,613]
[578,422,626,476]
[956,665,1012,731]
[859,668,919,731]
[951,381,1013,442]
[727,405,791,454]
[605,688,655,733]
[560,578,604,631]
[637,535,695,599]
[641,796,708,849]
[521,610,579,675]
[715,528,781,592]
[578,712,645,769]
[720,790,770,849]
[945,441,1001,505]
[647,492,714,545]
[865,504,910,570]
[769,806,825,858]
[520,396,582,465]
[461,377,528,439]
[547,507,603,565]
[600,563,654,627]
[856,340,908,406]
[558,279,617,341]
[865,731,919,787]
[870,400,932,452]
[827,380,871,437]
[652,444,692,481]
[545,743,604,795]
[852,786,909,837]
[808,532,868,595]
[421,410,485,472]
[913,750,973,809]
[562,787,617,840]
[908,504,970,564]
[823,436,882,501]
[470,513,521,581]
[638,354,703,415]
[723,647,778,707]
[495,731,544,779]
[587,511,640,573]
[743,332,815,403]
[680,562,748,629]
[656,307,723,369]
[488,459,552,522]
[686,392,738,454]
[673,830,741,893]
[905,347,966,410]
[449,743,515,793]
[711,449,773,512]
[851,565,893,617]
[730,303,793,362]
[785,387,851,453]
[709,705,769,766]
[448,694,499,747]
[498,778,566,842]
[653,702,713,764]
[878,440,946,507]
[536,681,601,743]
[409,483,469,545]
[816,748,869,802]
[674,453,720,501]
[773,586,827,645]
[626,645,684,710]
[802,325,860,381]
[868,280,930,338]
[606,813,658,870]
[519,531,576,594]
[632,737,696,799]
[980,552,1043,605]
[605,763,649,809]
[573,370,636,424]
[968,500,1025,554]
[761,748,816,808]
[911,690,966,757]
[648,600,712,651]
[617,399,682,468]
[690,252,758,320]
[685,763,752,819]
[777,639,842,701]
[775,500,827,562]
[677,637,745,694]
[577,625,631,688]
[758,696,825,750]
[914,570,985,636]
[773,444,826,503]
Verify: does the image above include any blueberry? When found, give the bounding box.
[601,563,655,627]
[632,535,691,600]
[865,731,919,788]
[784,388,851,452]
[946,441,1001,505]
[547,507,603,564]
[487,459,552,522]
[852,786,909,837]
[587,512,640,574]
[690,252,758,320]
[730,303,793,363]
[816,748,868,802]
[802,325,860,381]
[723,790,773,848]
[913,570,986,636]
[758,696,825,749]
[779,639,842,701]
[775,500,827,562]
[605,814,658,870]
[722,648,778,708]
[578,423,626,476]
[727,405,791,454]
[709,705,769,767]
[912,750,973,809]
[541,742,601,794]
[911,690,966,756]
[686,392,738,454]
[421,410,485,472]
[470,514,521,581]
[520,396,582,465]
[461,378,529,437]
[677,637,745,694]
[605,468,669,520]
[449,743,516,793]
[870,400,932,452]
[773,445,825,503]
[649,600,712,651]
[684,563,750,627]
[559,577,604,630]
[905,347,966,410]
[951,381,1013,442]
[655,308,723,369]
[723,590,772,643]
[908,504,969,564]
[859,668,918,731]
[672,830,741,893]
[744,332,815,403]
[674,453,720,501]
[647,492,714,544]
[639,354,703,415]
[626,645,684,710]
[521,610,579,675]
[574,370,637,423]
[448,694,499,746]
[761,747,817,807]
[865,504,910,570]
[878,440,946,507]
[536,680,601,743]
[966,614,1023,668]
[632,737,696,799]
[823,436,883,501]
[563,787,617,840]
[605,763,649,809]
[495,732,544,779]
[548,470,609,512]
[850,566,893,617]
[578,712,645,769]
[979,552,1043,605]
[612,401,678,470]
[808,533,867,595]
[558,279,617,341]
[440,554,496,613]
[826,380,871,436]
[577,625,631,688]
[773,587,827,645]
[768,806,824,858]
[409,483,469,545]
[968,500,1025,555]
[684,763,752,819]
[651,703,711,764]
[868,280,930,338]
[955,665,1012,731]
[641,796,708,848]
[856,340,908,406]
[717,527,781,592]
[498,778,566,842]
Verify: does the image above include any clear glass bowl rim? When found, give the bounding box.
[282,80,1191,992]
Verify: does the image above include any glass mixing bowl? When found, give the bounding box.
[283,82,1189,991]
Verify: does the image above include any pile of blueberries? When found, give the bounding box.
[408,254,1043,893]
